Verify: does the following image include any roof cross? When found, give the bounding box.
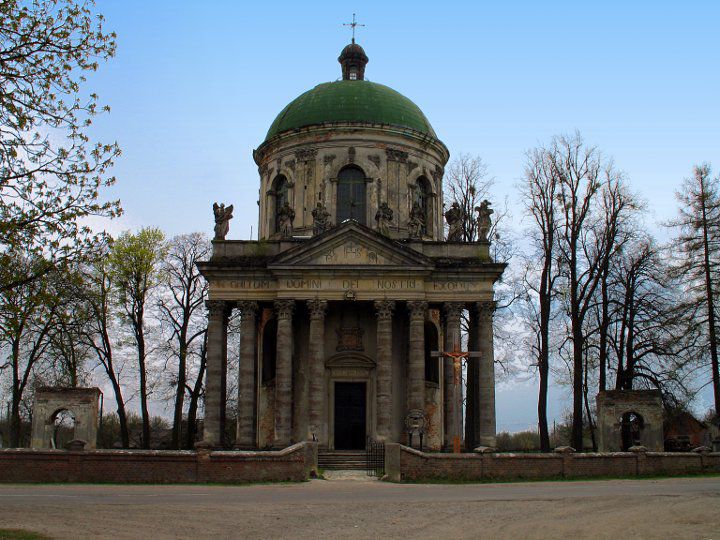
[343,13,365,44]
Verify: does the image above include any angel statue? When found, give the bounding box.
[213,202,234,240]
[475,200,494,243]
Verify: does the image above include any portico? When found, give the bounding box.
[199,222,503,450]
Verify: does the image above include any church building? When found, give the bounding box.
[198,40,505,452]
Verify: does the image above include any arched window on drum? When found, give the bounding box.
[336,166,367,225]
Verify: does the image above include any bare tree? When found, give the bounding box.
[668,164,720,416]
[157,233,210,449]
[521,146,561,452]
[551,132,630,450]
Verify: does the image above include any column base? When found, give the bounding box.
[478,435,497,448]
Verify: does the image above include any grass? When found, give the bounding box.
[0,530,51,540]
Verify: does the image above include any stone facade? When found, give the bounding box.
[30,387,100,450]
[597,390,664,452]
[198,42,505,452]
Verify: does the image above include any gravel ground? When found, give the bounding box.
[0,476,718,539]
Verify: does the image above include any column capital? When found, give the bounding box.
[407,301,428,321]
[274,299,295,320]
[206,300,230,318]
[374,299,396,320]
[306,299,328,320]
[475,300,497,320]
[237,301,259,318]
[443,302,464,321]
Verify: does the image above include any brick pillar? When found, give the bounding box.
[235,301,258,449]
[374,300,395,441]
[407,301,427,413]
[274,299,295,448]
[443,302,463,449]
[477,301,497,448]
[307,299,328,441]
[202,300,229,448]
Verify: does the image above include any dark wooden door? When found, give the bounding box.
[334,382,366,449]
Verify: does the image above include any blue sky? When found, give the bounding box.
[88,0,720,428]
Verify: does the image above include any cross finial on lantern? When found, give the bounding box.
[343,13,365,44]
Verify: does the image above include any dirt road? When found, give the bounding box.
[1,476,718,539]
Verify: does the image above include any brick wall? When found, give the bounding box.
[393,445,720,482]
[0,443,310,484]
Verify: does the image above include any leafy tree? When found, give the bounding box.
[669,164,720,416]
[77,254,130,447]
[0,0,121,293]
[0,253,60,446]
[109,228,166,449]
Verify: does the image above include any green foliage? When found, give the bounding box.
[0,0,120,293]
[108,228,167,308]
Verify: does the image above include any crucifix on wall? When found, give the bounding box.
[431,346,481,453]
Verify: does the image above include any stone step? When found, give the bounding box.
[318,450,368,470]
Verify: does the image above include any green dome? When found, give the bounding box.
[264,80,437,141]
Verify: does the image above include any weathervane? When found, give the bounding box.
[343,13,365,43]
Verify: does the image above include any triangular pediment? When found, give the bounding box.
[269,221,433,270]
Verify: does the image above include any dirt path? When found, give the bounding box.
[1,477,718,539]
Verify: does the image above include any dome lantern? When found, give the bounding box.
[338,42,368,81]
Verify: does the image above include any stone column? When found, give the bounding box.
[465,307,479,450]
[201,300,229,448]
[274,299,295,448]
[374,300,395,441]
[443,302,463,449]
[235,301,258,449]
[407,301,427,413]
[477,301,497,448]
[307,299,328,441]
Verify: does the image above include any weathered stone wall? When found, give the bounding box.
[31,387,100,449]
[387,445,720,482]
[597,390,664,451]
[255,127,449,241]
[0,443,311,484]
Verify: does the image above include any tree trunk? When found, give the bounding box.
[699,178,720,416]
[136,307,151,449]
[171,339,187,449]
[538,265,552,452]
